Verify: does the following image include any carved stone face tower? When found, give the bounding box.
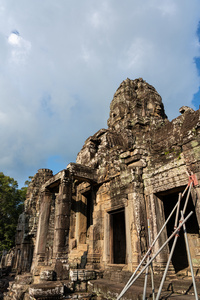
[107,78,167,132]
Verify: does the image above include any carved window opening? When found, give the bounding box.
[156,186,199,273]
[109,208,126,264]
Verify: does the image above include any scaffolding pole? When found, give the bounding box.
[143,219,155,300]
[156,184,192,300]
[117,211,193,300]
[181,210,199,300]
[117,185,189,300]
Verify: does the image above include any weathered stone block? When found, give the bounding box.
[29,282,64,298]
[40,270,56,281]
[69,269,96,282]
[74,281,87,292]
[54,215,70,229]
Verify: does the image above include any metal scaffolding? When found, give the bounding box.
[117,176,199,300]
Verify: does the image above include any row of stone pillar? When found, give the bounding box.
[34,177,72,267]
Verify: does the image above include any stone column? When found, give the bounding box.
[193,186,200,226]
[125,205,133,271]
[76,193,87,244]
[127,193,139,270]
[13,248,20,270]
[147,194,169,269]
[53,177,72,259]
[103,212,110,264]
[34,189,52,263]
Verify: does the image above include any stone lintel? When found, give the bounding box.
[41,170,67,192]
[67,163,98,183]
[41,164,97,192]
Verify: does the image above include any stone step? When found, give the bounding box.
[103,269,200,295]
[88,279,200,300]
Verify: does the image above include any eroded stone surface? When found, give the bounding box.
[29,281,64,298]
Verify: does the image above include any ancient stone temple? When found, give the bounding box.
[3,78,200,299]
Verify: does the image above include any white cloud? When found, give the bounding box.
[0,0,199,186]
[7,31,31,64]
[8,31,20,45]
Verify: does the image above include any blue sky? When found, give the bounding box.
[0,0,200,188]
[192,22,200,109]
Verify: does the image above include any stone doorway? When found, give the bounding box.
[86,191,93,230]
[110,208,126,264]
[157,187,199,273]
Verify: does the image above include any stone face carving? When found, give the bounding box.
[3,79,200,295]
[107,78,167,132]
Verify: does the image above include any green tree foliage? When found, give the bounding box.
[0,172,26,253]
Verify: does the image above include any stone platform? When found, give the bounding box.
[88,277,200,299]
[3,267,200,299]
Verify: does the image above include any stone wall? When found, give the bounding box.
[13,169,54,273]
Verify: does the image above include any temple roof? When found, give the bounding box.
[107,78,167,131]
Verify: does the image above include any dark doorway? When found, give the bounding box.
[110,209,126,264]
[157,187,199,273]
[86,192,93,230]
[82,190,94,231]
